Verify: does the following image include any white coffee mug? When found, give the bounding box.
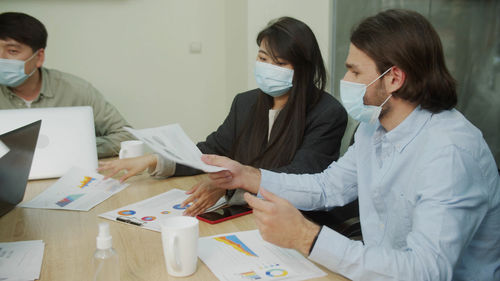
[119,140,144,159]
[160,216,199,277]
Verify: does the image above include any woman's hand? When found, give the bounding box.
[97,154,157,182]
[181,180,226,216]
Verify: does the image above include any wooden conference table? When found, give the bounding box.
[0,172,349,281]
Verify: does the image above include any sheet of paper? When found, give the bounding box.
[199,230,326,281]
[0,140,9,159]
[0,240,44,281]
[124,124,226,173]
[19,166,129,211]
[99,188,227,232]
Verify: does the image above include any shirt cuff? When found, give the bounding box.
[308,226,351,270]
[148,154,176,178]
[258,169,280,198]
[309,226,323,255]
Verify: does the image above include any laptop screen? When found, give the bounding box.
[0,106,98,179]
[0,120,41,217]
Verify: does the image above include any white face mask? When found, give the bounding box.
[340,67,392,124]
[254,61,294,97]
[0,51,39,87]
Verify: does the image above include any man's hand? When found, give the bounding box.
[244,188,321,256]
[202,154,261,194]
[181,180,226,216]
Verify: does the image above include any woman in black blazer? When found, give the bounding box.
[100,17,351,225]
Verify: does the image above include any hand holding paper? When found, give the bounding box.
[124,124,227,173]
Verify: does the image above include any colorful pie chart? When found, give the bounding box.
[141,216,156,221]
[118,210,136,216]
[173,204,187,210]
[266,269,288,277]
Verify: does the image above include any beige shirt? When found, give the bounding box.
[0,67,133,158]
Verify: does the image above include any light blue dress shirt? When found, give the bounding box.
[260,107,500,281]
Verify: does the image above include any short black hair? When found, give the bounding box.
[0,12,48,51]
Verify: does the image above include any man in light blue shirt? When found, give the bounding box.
[202,9,500,281]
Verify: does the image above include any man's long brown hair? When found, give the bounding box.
[351,9,457,113]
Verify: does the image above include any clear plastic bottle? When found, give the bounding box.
[92,222,120,281]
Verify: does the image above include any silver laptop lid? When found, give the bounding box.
[0,106,98,179]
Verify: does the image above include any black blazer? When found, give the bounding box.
[175,89,347,176]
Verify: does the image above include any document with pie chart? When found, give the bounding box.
[99,188,226,232]
[199,229,326,281]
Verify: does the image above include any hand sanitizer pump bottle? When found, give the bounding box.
[92,222,120,281]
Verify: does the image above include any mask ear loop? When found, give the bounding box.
[367,68,393,124]
[377,67,394,108]
[367,67,393,87]
[380,94,392,107]
[25,50,40,76]
[26,50,39,62]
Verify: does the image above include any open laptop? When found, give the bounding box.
[0,120,41,217]
[0,106,98,179]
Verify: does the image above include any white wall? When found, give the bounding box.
[1,0,332,142]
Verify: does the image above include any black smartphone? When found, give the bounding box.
[197,205,253,224]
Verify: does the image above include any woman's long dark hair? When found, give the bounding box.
[231,17,326,169]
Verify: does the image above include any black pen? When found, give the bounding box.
[116,216,143,226]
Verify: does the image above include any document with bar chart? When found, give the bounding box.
[199,229,326,281]
[19,166,128,211]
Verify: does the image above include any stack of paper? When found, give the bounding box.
[199,230,326,281]
[20,167,129,211]
[0,240,45,281]
[99,188,226,231]
[124,124,226,173]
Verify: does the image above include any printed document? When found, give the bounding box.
[124,124,226,173]
[99,188,226,232]
[19,167,129,211]
[199,230,326,281]
[0,240,44,281]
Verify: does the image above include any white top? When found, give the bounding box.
[268,109,280,141]
[21,97,34,107]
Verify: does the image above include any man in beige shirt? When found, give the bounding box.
[0,12,132,158]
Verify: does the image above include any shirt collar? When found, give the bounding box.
[375,106,432,153]
[39,67,55,98]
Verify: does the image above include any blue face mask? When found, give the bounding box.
[0,51,39,87]
[340,68,392,124]
[254,61,294,97]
